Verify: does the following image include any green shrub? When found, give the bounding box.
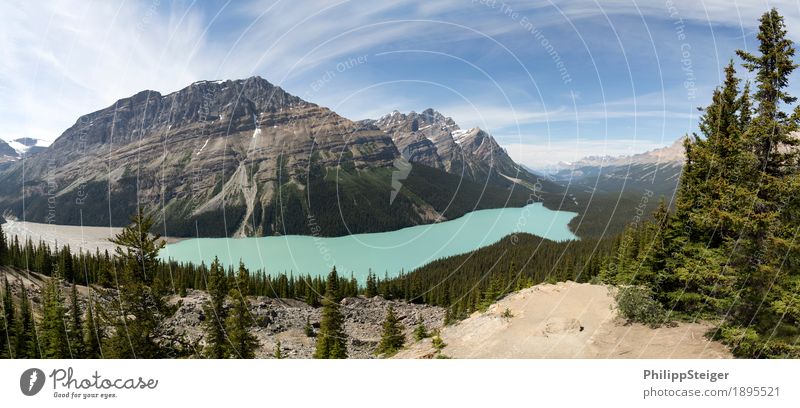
[615,286,669,328]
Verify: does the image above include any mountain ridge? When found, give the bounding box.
[0,76,560,237]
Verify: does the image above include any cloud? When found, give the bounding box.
[0,0,215,141]
[0,0,793,147]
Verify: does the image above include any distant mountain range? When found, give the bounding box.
[550,137,685,197]
[0,138,49,169]
[0,76,563,237]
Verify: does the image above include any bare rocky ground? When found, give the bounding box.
[395,281,731,359]
[1,269,731,359]
[163,290,446,358]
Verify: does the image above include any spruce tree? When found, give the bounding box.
[83,290,102,359]
[104,211,169,358]
[413,320,428,341]
[203,257,228,358]
[0,223,7,265]
[1,274,14,358]
[728,8,800,355]
[654,61,750,314]
[313,268,347,359]
[376,305,405,356]
[68,283,84,357]
[15,282,38,358]
[365,270,378,298]
[41,277,70,358]
[226,262,259,358]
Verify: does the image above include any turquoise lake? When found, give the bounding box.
[160,203,578,281]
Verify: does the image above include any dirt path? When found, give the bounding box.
[395,281,731,359]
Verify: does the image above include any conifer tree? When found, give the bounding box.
[1,274,14,358]
[68,283,84,357]
[226,262,259,358]
[15,282,38,358]
[313,268,347,359]
[728,8,800,354]
[41,276,70,358]
[376,305,405,355]
[203,257,228,358]
[104,211,169,358]
[83,290,102,359]
[656,61,749,314]
[0,224,7,265]
[413,320,428,341]
[365,270,378,298]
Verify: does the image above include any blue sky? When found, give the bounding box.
[2,0,800,166]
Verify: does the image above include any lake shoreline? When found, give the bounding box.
[1,204,578,281]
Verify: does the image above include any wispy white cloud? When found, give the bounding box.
[0,0,215,141]
[0,0,792,147]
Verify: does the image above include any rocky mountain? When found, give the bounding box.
[0,77,557,237]
[551,137,685,197]
[0,138,48,170]
[362,108,553,193]
[0,140,17,169]
[6,137,49,157]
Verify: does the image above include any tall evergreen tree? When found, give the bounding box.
[1,274,14,358]
[203,257,229,358]
[728,8,800,355]
[313,268,347,359]
[0,224,7,265]
[653,61,751,315]
[15,282,38,358]
[365,270,378,298]
[68,283,84,357]
[41,277,70,358]
[104,211,169,358]
[226,262,259,358]
[83,290,103,359]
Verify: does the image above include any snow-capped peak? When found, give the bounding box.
[452,127,479,145]
[4,137,50,156]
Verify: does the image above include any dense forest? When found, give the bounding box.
[1,8,799,360]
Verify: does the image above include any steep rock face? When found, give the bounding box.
[0,78,547,237]
[368,108,565,203]
[0,77,404,237]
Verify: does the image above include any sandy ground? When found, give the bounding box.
[1,220,182,255]
[395,281,731,359]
